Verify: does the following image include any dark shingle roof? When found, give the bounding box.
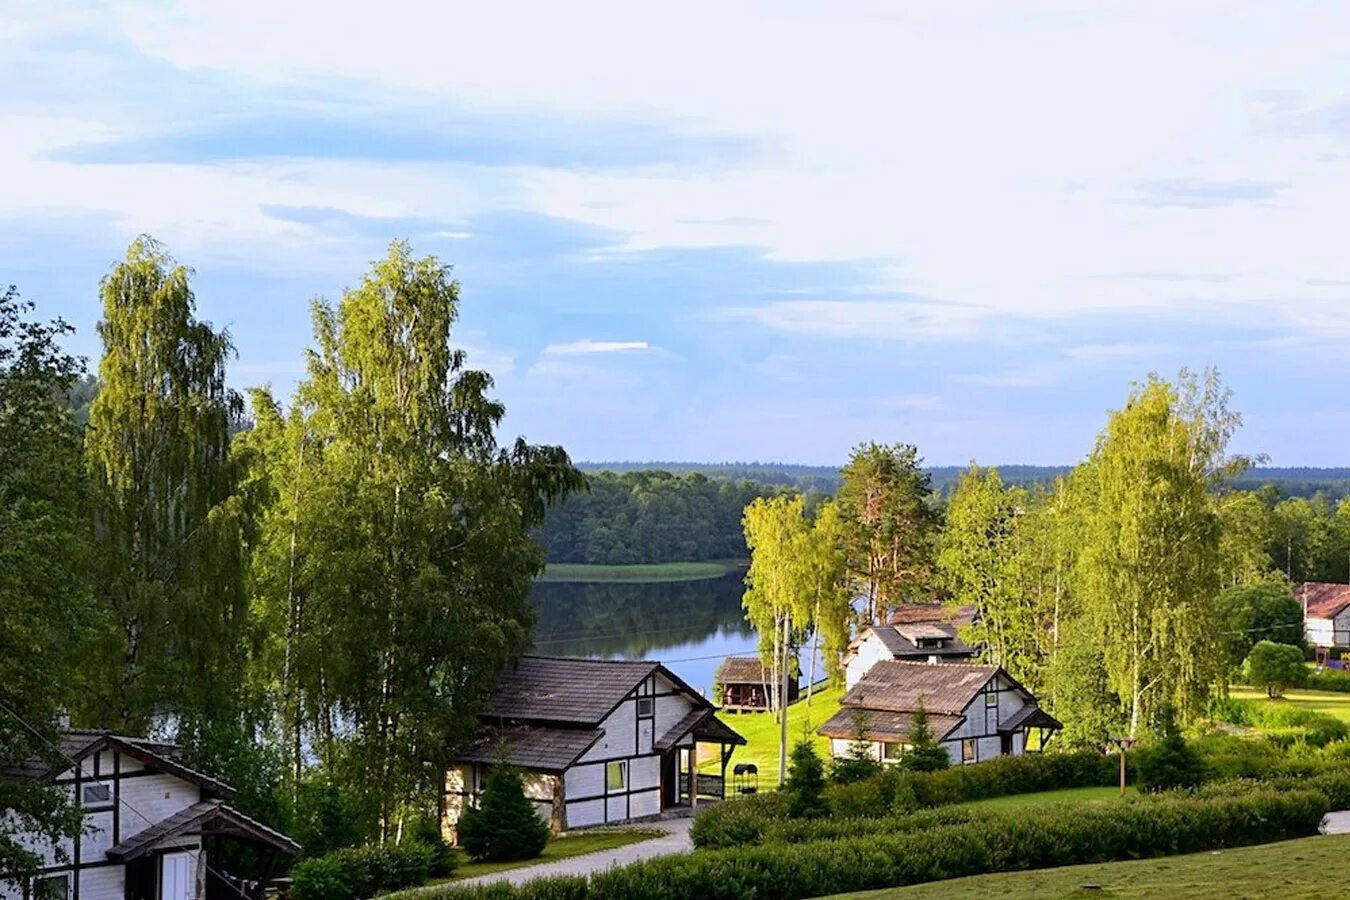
[842,660,1000,716]
[456,725,604,772]
[107,800,298,861]
[1300,582,1350,619]
[719,657,795,685]
[485,657,660,724]
[818,707,964,742]
[998,705,1062,733]
[861,626,978,661]
[653,708,747,752]
[4,730,232,799]
[887,603,977,629]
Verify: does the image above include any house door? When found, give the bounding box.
[660,750,678,808]
[160,852,193,900]
[1000,732,1015,756]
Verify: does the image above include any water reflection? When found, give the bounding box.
[529,572,758,697]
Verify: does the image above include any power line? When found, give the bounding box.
[0,698,253,900]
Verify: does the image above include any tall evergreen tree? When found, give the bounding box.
[0,288,93,882]
[240,242,581,838]
[80,237,248,742]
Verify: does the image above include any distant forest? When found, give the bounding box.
[546,462,1350,565]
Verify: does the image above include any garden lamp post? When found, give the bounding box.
[1106,735,1136,797]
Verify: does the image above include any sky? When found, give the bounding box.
[3,1,1349,466]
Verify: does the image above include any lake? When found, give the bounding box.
[529,570,826,698]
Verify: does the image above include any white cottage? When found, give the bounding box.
[441,657,745,841]
[1,730,297,900]
[820,660,1060,766]
[1300,582,1350,662]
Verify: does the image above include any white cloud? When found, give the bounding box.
[1062,342,1173,362]
[543,339,650,356]
[730,299,980,341]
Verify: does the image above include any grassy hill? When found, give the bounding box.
[829,834,1350,899]
[704,683,844,788]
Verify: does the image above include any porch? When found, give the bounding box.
[655,709,745,810]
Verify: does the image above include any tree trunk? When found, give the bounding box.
[778,612,789,786]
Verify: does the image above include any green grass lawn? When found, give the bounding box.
[536,561,740,583]
[828,834,1350,899]
[431,829,663,884]
[958,785,1136,811]
[1230,685,1350,724]
[704,684,844,788]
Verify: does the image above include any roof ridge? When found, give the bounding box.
[521,654,658,666]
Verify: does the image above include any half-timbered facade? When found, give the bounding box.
[441,657,745,841]
[1300,582,1350,662]
[1,730,297,900]
[820,660,1060,766]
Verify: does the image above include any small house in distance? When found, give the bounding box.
[1,729,299,900]
[1300,582,1350,664]
[819,660,1060,766]
[716,657,800,713]
[843,604,979,689]
[441,656,745,842]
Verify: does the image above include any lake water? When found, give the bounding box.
[529,571,825,698]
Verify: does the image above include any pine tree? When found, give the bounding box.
[458,767,549,861]
[900,703,949,772]
[784,740,829,819]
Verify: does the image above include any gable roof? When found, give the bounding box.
[841,660,1005,716]
[848,625,977,662]
[456,725,604,773]
[1300,582,1350,620]
[718,657,795,685]
[818,707,964,743]
[887,603,977,629]
[653,707,746,752]
[484,656,711,726]
[107,800,298,861]
[4,730,233,799]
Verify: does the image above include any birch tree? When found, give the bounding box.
[1074,370,1237,736]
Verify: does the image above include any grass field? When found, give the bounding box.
[431,829,663,884]
[703,684,844,788]
[1230,685,1350,724]
[959,785,1136,811]
[829,834,1350,899]
[536,561,741,583]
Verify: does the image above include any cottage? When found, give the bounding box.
[842,618,978,689]
[441,656,745,841]
[716,657,799,713]
[1300,582,1350,662]
[819,660,1060,766]
[1,730,298,900]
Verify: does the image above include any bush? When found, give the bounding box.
[1244,641,1309,697]
[688,792,785,849]
[290,842,436,900]
[1308,668,1350,693]
[410,815,458,878]
[1135,732,1207,792]
[459,767,550,862]
[898,705,949,772]
[428,790,1329,900]
[823,767,916,819]
[907,750,1119,807]
[784,740,829,819]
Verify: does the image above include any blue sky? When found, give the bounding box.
[4,2,1350,465]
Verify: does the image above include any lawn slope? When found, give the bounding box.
[706,684,843,788]
[830,834,1350,899]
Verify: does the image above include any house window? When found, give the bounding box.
[962,739,977,764]
[985,691,998,708]
[881,742,907,762]
[82,782,113,808]
[606,761,627,792]
[34,873,71,900]
[637,697,654,717]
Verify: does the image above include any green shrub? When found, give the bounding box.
[784,740,829,819]
[1135,731,1207,792]
[459,767,550,862]
[898,705,949,772]
[1244,641,1309,697]
[907,750,1119,807]
[290,842,435,900]
[822,767,917,819]
[688,792,785,849]
[1308,668,1350,693]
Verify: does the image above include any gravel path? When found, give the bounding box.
[452,818,694,888]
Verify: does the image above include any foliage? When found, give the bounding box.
[1073,370,1237,734]
[1047,625,1121,750]
[831,709,880,784]
[537,470,789,564]
[1134,720,1207,793]
[0,287,91,881]
[289,841,439,900]
[458,767,550,862]
[837,442,938,623]
[239,242,582,834]
[783,740,829,819]
[899,704,949,772]
[80,237,250,741]
[289,770,380,858]
[1206,697,1348,747]
[1307,668,1350,693]
[1217,583,1304,668]
[1243,641,1308,698]
[441,791,1328,900]
[688,792,786,849]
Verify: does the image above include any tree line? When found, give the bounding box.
[0,239,582,882]
[743,369,1324,760]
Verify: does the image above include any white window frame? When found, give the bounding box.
[81,781,113,809]
[985,690,998,708]
[962,738,977,764]
[33,871,72,900]
[881,741,908,762]
[636,697,654,717]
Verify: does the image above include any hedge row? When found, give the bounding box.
[1207,697,1349,747]
[420,790,1327,900]
[1308,668,1350,693]
[291,841,448,900]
